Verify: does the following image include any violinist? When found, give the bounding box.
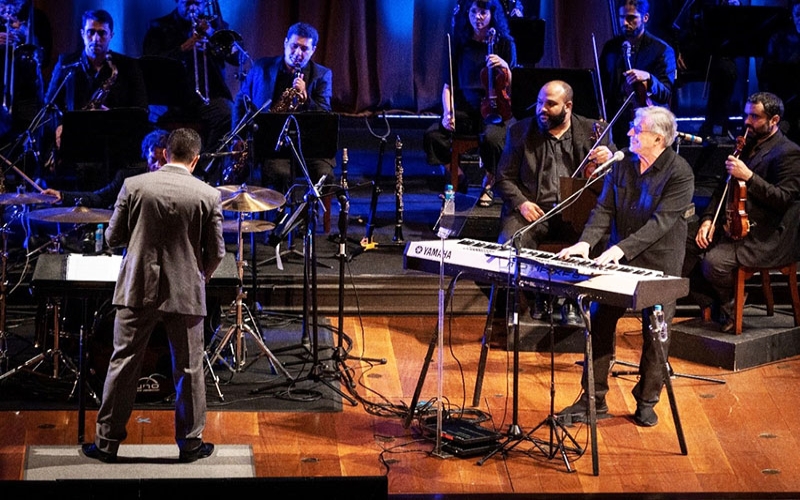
[599,0,676,146]
[423,0,516,206]
[685,92,800,333]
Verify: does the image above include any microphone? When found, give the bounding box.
[275,115,292,151]
[62,61,82,70]
[676,131,710,145]
[593,150,625,177]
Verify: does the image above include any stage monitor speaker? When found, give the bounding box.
[511,67,602,121]
[509,17,545,67]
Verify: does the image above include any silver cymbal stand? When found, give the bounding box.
[206,209,292,382]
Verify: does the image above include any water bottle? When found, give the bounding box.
[442,184,455,216]
[651,304,668,342]
[94,224,104,253]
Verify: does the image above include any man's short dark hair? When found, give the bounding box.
[748,92,784,119]
[286,22,319,47]
[619,0,649,15]
[82,9,114,33]
[141,129,169,158]
[167,128,202,163]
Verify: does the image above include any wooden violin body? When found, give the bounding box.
[723,134,750,240]
[480,28,512,125]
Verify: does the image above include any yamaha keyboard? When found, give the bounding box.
[403,238,689,310]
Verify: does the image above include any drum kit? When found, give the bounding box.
[0,182,289,397]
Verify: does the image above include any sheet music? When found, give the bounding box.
[66,254,122,282]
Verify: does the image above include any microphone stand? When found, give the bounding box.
[572,91,634,179]
[250,127,356,405]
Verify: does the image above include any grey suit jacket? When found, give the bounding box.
[105,164,226,316]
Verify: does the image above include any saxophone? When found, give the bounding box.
[84,52,117,110]
[271,63,306,113]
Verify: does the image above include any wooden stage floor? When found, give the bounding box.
[1,314,799,498]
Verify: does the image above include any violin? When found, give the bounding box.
[480,28,512,125]
[622,41,653,109]
[723,133,750,240]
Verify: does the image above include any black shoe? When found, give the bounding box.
[557,394,608,423]
[179,442,215,463]
[633,405,658,427]
[81,443,117,463]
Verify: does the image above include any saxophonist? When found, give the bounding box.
[233,22,335,195]
[43,9,148,189]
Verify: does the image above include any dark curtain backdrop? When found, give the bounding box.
[31,0,788,117]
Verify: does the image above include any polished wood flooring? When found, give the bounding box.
[2,314,800,497]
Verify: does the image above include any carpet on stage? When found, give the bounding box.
[23,444,255,480]
[0,312,345,413]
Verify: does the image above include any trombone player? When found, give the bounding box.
[143,0,235,181]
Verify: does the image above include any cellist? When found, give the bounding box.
[685,92,800,333]
[422,0,515,207]
[599,0,676,146]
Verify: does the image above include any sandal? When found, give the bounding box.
[478,186,494,207]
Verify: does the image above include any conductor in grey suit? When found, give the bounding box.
[81,128,226,463]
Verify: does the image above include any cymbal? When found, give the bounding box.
[28,206,113,224]
[217,185,285,212]
[222,219,275,234]
[0,192,58,205]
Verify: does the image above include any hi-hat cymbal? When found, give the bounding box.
[0,192,58,205]
[28,206,113,224]
[222,219,276,234]
[217,185,285,212]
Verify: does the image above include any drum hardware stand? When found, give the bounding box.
[206,211,292,382]
[251,127,356,405]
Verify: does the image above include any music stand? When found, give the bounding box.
[59,108,149,188]
[508,17,545,68]
[702,6,785,58]
[511,67,602,121]
[138,56,190,108]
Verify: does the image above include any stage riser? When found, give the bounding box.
[671,310,800,370]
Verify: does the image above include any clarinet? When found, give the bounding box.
[392,135,404,243]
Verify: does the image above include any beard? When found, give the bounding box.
[538,107,567,131]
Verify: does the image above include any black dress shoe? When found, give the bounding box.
[81,443,117,463]
[179,442,215,463]
[633,405,659,427]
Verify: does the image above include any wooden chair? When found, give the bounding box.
[450,135,480,192]
[732,262,800,335]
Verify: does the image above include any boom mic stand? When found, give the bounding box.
[251,123,356,405]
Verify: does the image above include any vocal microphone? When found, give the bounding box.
[275,115,292,151]
[676,131,709,145]
[593,150,625,177]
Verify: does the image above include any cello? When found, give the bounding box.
[480,28,512,125]
[710,131,750,241]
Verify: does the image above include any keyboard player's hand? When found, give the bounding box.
[595,245,624,266]
[555,241,590,260]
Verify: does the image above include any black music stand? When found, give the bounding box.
[138,56,190,109]
[511,67,602,121]
[508,17,545,67]
[702,6,785,58]
[59,108,149,189]
[253,112,339,269]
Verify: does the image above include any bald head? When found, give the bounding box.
[536,80,573,132]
